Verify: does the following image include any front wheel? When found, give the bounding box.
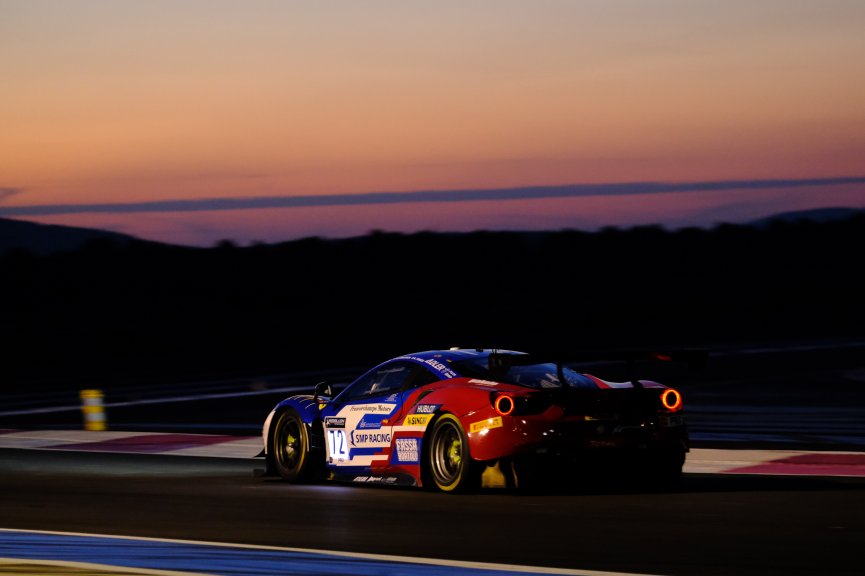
[425,414,477,492]
[271,409,314,482]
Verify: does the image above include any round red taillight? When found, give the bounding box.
[494,394,514,416]
[660,388,683,411]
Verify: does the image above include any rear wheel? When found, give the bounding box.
[426,414,477,492]
[271,409,314,482]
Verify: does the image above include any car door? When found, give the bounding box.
[322,361,420,470]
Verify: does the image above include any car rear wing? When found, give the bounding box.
[487,348,708,388]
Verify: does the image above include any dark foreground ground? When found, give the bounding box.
[1,448,863,576]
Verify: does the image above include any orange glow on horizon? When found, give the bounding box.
[13,182,864,247]
[2,1,864,241]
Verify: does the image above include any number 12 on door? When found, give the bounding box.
[327,429,348,459]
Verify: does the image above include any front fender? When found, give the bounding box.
[262,394,322,458]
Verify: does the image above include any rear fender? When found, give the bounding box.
[402,379,521,419]
[404,384,524,463]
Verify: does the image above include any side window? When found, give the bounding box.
[408,366,440,388]
[341,362,417,402]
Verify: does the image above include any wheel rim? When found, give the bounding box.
[432,420,463,486]
[275,416,302,472]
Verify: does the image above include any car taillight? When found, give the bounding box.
[489,392,552,416]
[660,388,683,412]
[494,394,515,416]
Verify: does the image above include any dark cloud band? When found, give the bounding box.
[1,176,864,217]
[0,188,23,202]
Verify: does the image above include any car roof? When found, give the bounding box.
[386,349,525,380]
[395,348,524,364]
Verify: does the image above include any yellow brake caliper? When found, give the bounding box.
[448,438,461,466]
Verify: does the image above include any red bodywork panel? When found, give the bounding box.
[360,377,685,486]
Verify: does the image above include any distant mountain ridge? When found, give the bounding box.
[750,207,865,227]
[0,218,147,255]
[2,206,864,254]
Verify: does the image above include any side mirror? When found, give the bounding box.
[313,381,333,402]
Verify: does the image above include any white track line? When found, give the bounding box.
[0,528,662,576]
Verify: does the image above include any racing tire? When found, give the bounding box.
[271,409,314,483]
[425,414,478,493]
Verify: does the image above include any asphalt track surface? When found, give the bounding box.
[2,448,864,576]
[3,343,865,575]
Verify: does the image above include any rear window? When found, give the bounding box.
[453,357,597,390]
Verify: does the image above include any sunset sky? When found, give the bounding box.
[2,0,864,245]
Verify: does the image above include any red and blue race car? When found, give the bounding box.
[262,348,687,491]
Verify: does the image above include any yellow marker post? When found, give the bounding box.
[80,389,107,431]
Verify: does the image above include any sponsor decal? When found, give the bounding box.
[357,414,386,429]
[397,355,457,379]
[348,403,397,414]
[424,358,457,378]
[324,417,346,428]
[469,379,499,386]
[350,430,392,447]
[414,404,439,414]
[469,416,503,433]
[403,414,432,427]
[353,475,398,484]
[393,437,421,464]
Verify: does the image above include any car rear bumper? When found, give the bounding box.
[468,411,689,461]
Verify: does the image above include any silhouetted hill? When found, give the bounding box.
[0,218,151,255]
[1,212,863,389]
[752,207,865,227]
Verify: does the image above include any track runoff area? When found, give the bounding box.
[2,430,865,476]
[1,430,864,575]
